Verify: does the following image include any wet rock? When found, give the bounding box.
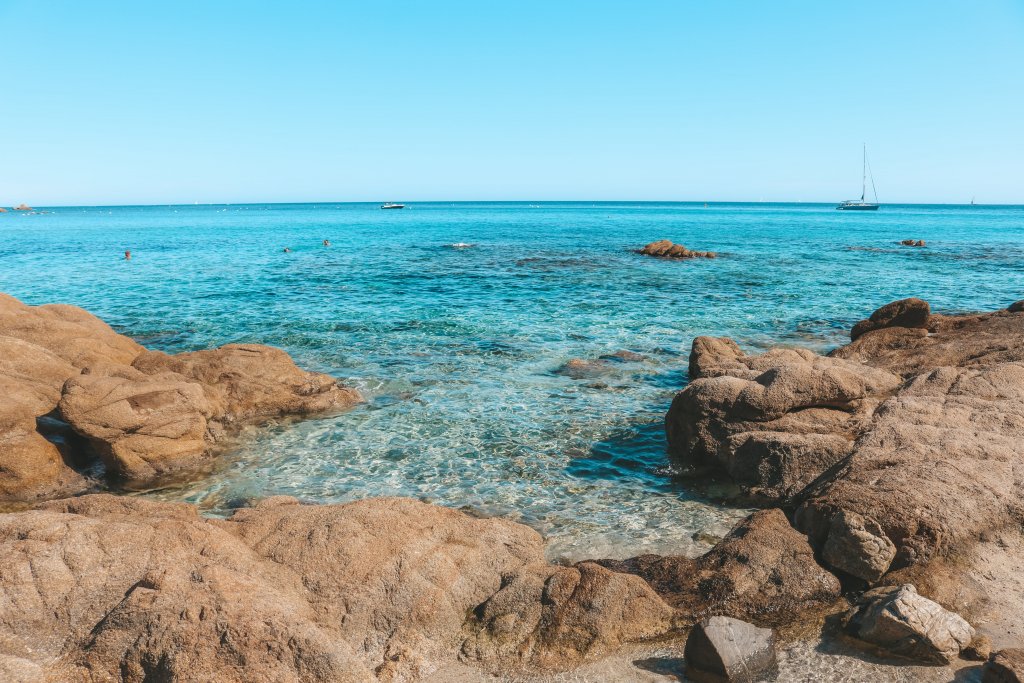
[462,561,676,670]
[684,616,776,683]
[1008,300,1024,313]
[821,509,897,582]
[600,349,648,362]
[638,239,716,259]
[843,584,975,664]
[899,239,927,247]
[984,649,1024,682]
[596,509,841,629]
[850,297,931,340]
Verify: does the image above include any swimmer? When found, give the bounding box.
[323,239,330,247]
[283,247,291,253]
[124,250,131,260]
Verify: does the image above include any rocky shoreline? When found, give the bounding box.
[1,292,1023,681]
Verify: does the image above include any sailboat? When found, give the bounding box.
[837,144,880,210]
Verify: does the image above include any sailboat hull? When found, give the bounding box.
[836,203,879,211]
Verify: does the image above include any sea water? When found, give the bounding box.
[2,202,1022,562]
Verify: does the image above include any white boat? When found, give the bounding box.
[837,144,880,211]
[380,202,405,209]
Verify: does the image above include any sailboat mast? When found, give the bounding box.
[861,143,866,202]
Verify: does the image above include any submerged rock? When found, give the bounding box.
[638,239,716,259]
[0,293,361,499]
[684,616,776,683]
[842,584,975,664]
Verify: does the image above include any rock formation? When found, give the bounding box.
[596,509,840,629]
[666,297,1024,599]
[899,239,927,247]
[13,203,31,211]
[0,293,360,500]
[0,494,680,682]
[637,239,717,259]
[985,649,1024,683]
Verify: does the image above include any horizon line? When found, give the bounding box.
[5,199,1022,209]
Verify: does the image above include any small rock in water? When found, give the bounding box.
[637,239,716,259]
[684,616,777,683]
[555,358,613,379]
[843,584,975,664]
[899,239,927,247]
[984,648,1024,682]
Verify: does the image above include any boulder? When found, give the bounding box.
[666,340,900,501]
[821,509,897,582]
[0,294,362,498]
[596,509,841,628]
[0,494,549,681]
[58,365,216,486]
[1008,300,1024,313]
[462,561,676,670]
[985,649,1024,683]
[849,297,931,340]
[638,239,716,259]
[684,616,776,683]
[842,584,975,664]
[899,239,926,247]
[13,204,31,211]
[131,344,360,425]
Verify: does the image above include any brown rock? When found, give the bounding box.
[0,294,361,498]
[1008,300,1024,313]
[985,648,1024,683]
[132,344,360,425]
[462,561,676,670]
[666,340,899,501]
[555,357,613,379]
[0,494,547,681]
[842,584,975,664]
[638,239,716,259]
[899,239,926,247]
[13,203,31,211]
[964,634,993,662]
[849,297,931,340]
[58,365,216,486]
[821,509,897,582]
[596,509,841,629]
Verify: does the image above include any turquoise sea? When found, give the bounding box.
[2,202,1022,561]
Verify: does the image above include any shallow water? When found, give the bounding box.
[2,201,1022,562]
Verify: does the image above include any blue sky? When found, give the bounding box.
[2,1,1022,205]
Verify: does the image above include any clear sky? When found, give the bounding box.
[2,0,1022,205]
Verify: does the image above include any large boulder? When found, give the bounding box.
[132,344,360,425]
[850,297,931,341]
[0,494,552,682]
[0,294,361,499]
[58,365,216,487]
[596,509,841,629]
[795,362,1024,573]
[461,561,676,670]
[842,584,975,664]
[684,616,776,683]
[667,340,900,502]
